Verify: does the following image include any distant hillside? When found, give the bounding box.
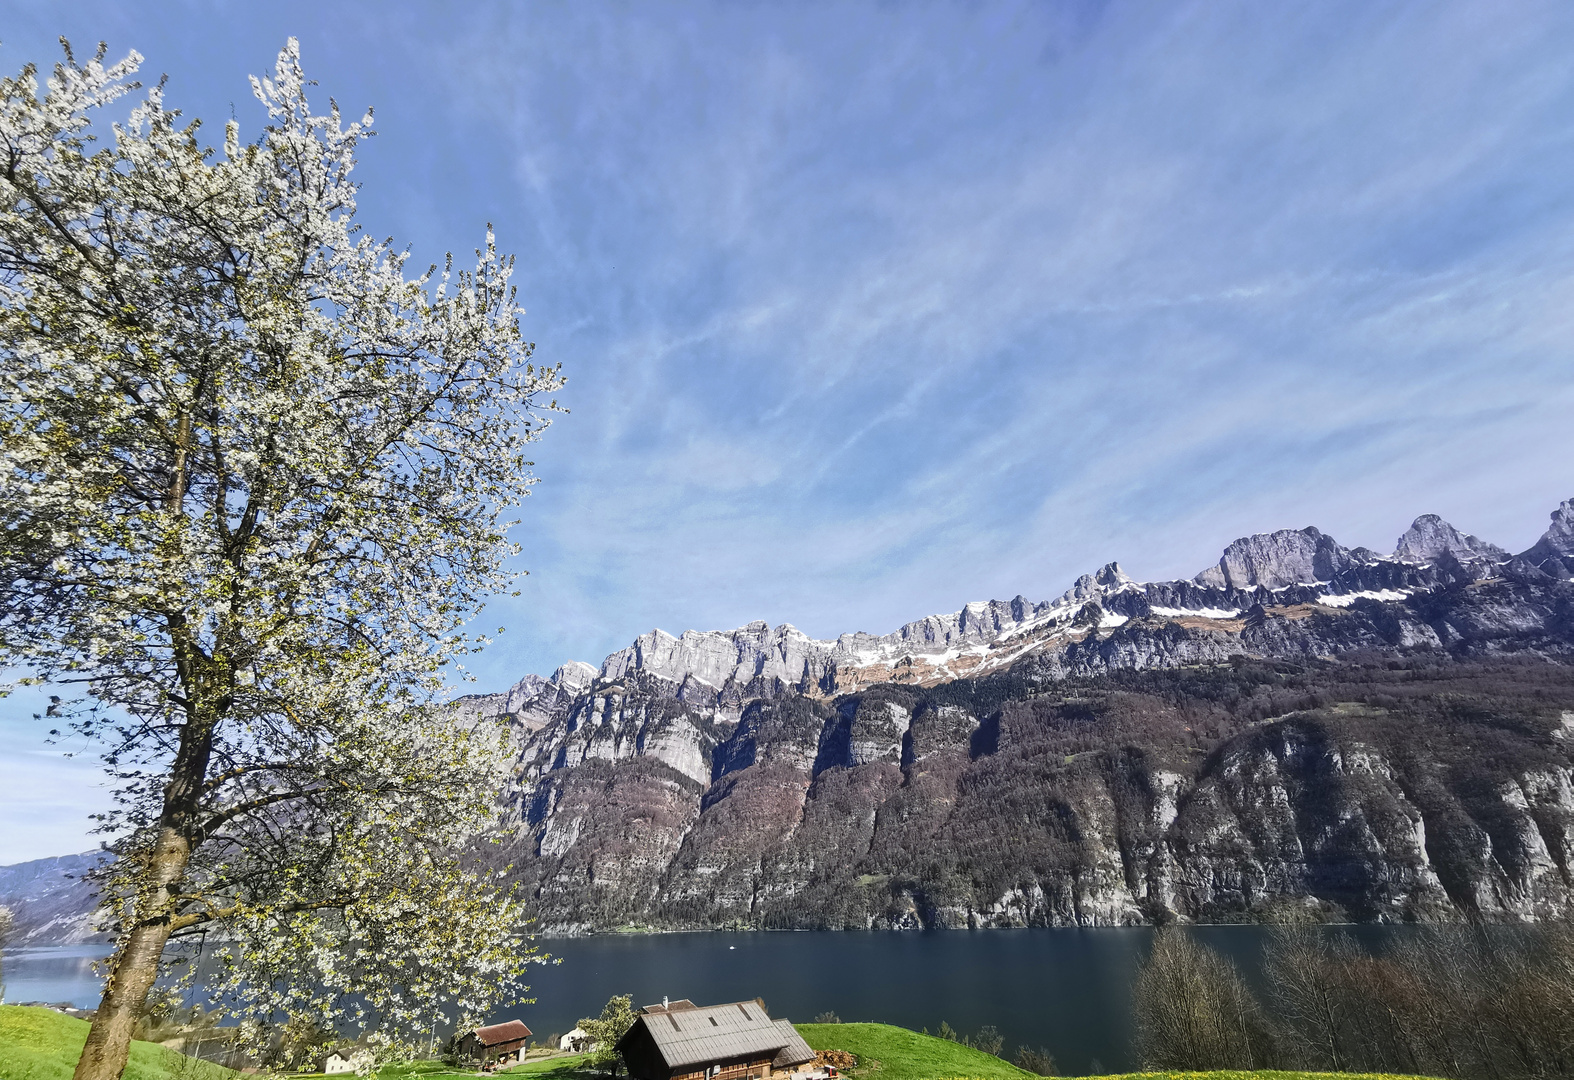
[16,499,1574,935]
[457,498,1574,931]
[0,852,107,945]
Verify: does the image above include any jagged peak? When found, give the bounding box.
[647,620,804,643]
[551,661,597,691]
[1531,498,1574,557]
[1393,514,1506,565]
[495,501,1566,702]
[1058,561,1134,605]
[1191,525,1351,591]
[1514,497,1574,579]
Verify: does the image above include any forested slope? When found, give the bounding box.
[487,655,1574,930]
[470,501,1574,931]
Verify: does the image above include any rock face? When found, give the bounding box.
[600,622,836,705]
[0,852,107,944]
[452,498,1574,931]
[13,500,1574,939]
[1394,514,1506,565]
[453,661,598,731]
[489,658,1574,931]
[1193,526,1362,590]
[1518,499,1574,580]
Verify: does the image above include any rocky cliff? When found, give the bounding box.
[466,500,1574,930]
[0,852,107,944]
[12,502,1574,939]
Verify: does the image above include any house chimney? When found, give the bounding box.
[663,996,669,1009]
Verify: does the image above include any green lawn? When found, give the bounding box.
[362,1061,481,1080]
[796,1023,1036,1080]
[797,1025,1444,1080]
[0,1006,1442,1080]
[301,1053,593,1080]
[1092,1074,1440,1080]
[0,1005,237,1080]
[503,1053,595,1078]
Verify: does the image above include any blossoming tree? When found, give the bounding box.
[0,39,563,1080]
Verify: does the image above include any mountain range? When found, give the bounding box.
[7,499,1574,938]
[454,498,1574,931]
[461,507,1561,726]
[0,852,107,945]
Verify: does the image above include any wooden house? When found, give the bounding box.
[457,1019,533,1068]
[615,999,815,1080]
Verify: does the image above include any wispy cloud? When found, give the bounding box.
[426,0,1574,672]
[4,2,1574,857]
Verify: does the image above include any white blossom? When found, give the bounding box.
[0,38,561,1078]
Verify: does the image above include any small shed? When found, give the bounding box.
[616,1000,814,1080]
[457,1019,533,1068]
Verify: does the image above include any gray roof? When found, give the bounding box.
[622,1000,794,1069]
[770,1020,815,1069]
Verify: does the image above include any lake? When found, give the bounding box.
[1,926,1414,1074]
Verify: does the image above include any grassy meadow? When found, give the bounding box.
[796,1023,1037,1080]
[0,1005,237,1080]
[1,1007,1450,1080]
[796,1024,1446,1080]
[360,1054,592,1080]
[1093,1074,1443,1080]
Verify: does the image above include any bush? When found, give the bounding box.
[927,1021,1004,1058]
[577,995,635,1076]
[1262,920,1574,1080]
[1132,928,1273,1069]
[1012,1046,1057,1075]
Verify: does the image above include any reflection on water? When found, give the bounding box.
[2,926,1421,1074]
[3,944,109,1008]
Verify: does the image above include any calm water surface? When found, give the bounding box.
[3,944,108,1010]
[2,927,1414,1074]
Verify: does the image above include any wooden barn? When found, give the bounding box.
[616,999,815,1080]
[457,1019,533,1068]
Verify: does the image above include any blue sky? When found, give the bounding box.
[3,0,1574,861]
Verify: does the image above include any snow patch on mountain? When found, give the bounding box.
[1317,589,1412,608]
[460,503,1570,719]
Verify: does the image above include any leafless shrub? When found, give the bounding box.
[1013,1046,1058,1075]
[1265,923,1358,1070]
[1261,919,1574,1080]
[1479,920,1574,1080]
[1132,927,1272,1069]
[973,1026,1004,1056]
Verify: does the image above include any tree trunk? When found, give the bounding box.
[74,665,217,1080]
[72,826,193,1080]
